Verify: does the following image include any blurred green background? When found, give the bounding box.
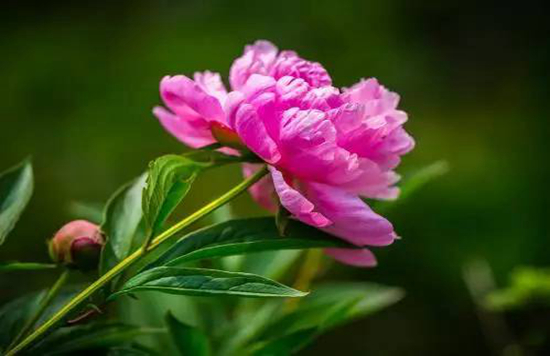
[1,0,548,355]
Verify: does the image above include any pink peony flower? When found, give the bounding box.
[153,40,414,267]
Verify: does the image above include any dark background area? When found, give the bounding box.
[1,1,548,355]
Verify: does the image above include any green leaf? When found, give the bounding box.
[257,282,404,342]
[485,267,550,311]
[0,287,79,350]
[0,158,33,245]
[145,217,356,271]
[100,174,147,275]
[29,322,163,355]
[142,155,206,238]
[109,266,307,300]
[165,312,210,356]
[0,262,56,272]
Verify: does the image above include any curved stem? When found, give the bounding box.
[7,269,70,350]
[5,165,268,356]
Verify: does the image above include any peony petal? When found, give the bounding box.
[229,40,279,90]
[243,163,277,212]
[160,75,225,124]
[153,106,215,148]
[304,182,396,246]
[278,109,363,185]
[193,71,228,105]
[270,166,331,228]
[234,103,281,164]
[324,248,377,267]
[270,50,332,87]
[340,158,401,200]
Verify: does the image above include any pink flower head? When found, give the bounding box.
[154,40,414,267]
[48,220,104,271]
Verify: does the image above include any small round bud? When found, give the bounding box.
[48,220,104,271]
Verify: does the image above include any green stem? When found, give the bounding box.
[7,269,70,350]
[5,165,268,356]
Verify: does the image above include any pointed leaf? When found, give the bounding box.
[100,174,147,275]
[0,159,33,245]
[109,267,307,300]
[166,312,210,356]
[145,218,356,271]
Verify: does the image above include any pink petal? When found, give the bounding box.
[341,158,401,200]
[153,106,215,148]
[243,163,277,212]
[229,40,279,90]
[304,182,396,246]
[270,50,332,87]
[160,75,224,124]
[278,109,362,185]
[269,166,331,228]
[324,248,377,267]
[193,71,228,105]
[234,103,281,164]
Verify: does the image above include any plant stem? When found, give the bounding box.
[7,269,70,350]
[285,249,324,312]
[5,165,268,356]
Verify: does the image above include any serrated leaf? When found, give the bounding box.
[0,159,33,245]
[100,174,147,275]
[166,312,210,356]
[142,155,206,239]
[145,217,356,271]
[0,262,56,272]
[109,267,307,300]
[29,322,163,355]
[257,282,404,342]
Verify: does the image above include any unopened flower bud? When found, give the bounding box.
[48,220,104,271]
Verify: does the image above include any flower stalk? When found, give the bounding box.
[5,165,268,356]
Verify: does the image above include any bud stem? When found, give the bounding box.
[5,165,269,356]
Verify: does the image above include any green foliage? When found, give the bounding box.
[100,174,147,275]
[0,262,56,272]
[485,267,550,311]
[142,155,209,239]
[0,158,33,246]
[109,266,307,300]
[250,282,404,354]
[145,217,355,270]
[0,287,79,351]
[28,322,163,355]
[165,312,211,356]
